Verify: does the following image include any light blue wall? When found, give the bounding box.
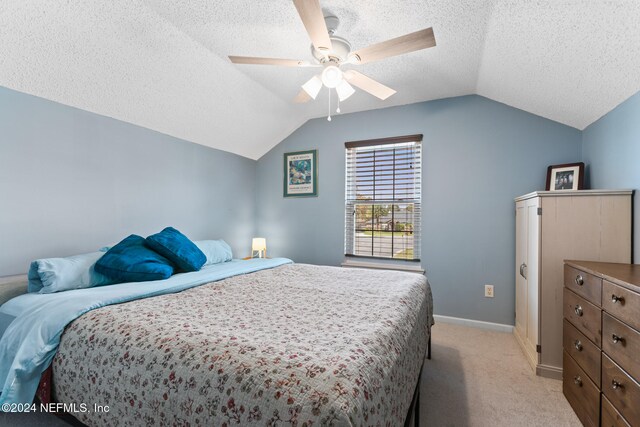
[0,86,256,276]
[256,95,582,325]
[2,86,602,325]
[582,91,640,260]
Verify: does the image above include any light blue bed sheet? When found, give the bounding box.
[0,257,292,406]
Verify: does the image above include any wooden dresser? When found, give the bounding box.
[563,261,640,427]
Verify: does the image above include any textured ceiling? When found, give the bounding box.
[1,1,639,159]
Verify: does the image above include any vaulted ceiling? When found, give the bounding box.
[1,1,639,160]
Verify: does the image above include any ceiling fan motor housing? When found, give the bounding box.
[311,35,351,64]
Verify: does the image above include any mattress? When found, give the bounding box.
[52,263,432,426]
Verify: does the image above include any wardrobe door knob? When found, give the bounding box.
[520,263,527,279]
[574,376,582,386]
[612,334,624,344]
[611,380,623,390]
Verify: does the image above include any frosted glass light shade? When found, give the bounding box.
[321,65,343,88]
[336,80,355,101]
[302,75,323,99]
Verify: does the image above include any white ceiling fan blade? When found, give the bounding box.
[350,28,436,65]
[228,56,319,67]
[344,70,396,100]
[293,90,313,103]
[292,0,332,53]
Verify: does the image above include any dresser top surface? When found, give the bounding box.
[565,260,640,293]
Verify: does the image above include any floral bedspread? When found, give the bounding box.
[52,264,432,426]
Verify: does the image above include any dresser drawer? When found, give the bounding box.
[602,280,640,332]
[563,351,600,427]
[563,319,600,385]
[565,265,602,306]
[602,394,631,427]
[564,288,602,346]
[603,312,640,382]
[602,353,640,426]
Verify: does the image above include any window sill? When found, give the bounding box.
[341,259,425,274]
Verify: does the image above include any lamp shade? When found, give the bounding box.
[252,238,266,251]
[302,75,323,99]
[336,80,355,101]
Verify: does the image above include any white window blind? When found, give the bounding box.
[344,134,422,261]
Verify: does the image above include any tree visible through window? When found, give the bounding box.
[344,135,422,260]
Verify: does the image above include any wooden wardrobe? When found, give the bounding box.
[514,190,633,379]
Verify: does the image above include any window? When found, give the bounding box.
[344,134,422,261]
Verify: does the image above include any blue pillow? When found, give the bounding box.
[28,251,114,294]
[145,227,206,272]
[194,240,233,265]
[95,235,174,283]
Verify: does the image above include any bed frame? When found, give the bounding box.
[404,333,431,427]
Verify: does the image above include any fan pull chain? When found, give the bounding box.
[327,88,332,122]
[337,96,341,113]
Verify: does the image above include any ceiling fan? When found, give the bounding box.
[229,0,436,119]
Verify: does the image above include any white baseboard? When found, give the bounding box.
[434,314,514,333]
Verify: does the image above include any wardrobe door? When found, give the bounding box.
[525,197,540,357]
[515,200,528,341]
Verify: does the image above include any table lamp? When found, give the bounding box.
[251,238,267,258]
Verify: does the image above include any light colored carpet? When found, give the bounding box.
[421,322,581,427]
[0,322,580,427]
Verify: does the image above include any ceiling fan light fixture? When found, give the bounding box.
[335,80,355,101]
[321,65,343,88]
[302,75,323,99]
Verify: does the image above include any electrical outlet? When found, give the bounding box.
[484,284,494,298]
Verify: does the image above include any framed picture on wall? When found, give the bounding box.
[545,162,585,191]
[283,149,318,197]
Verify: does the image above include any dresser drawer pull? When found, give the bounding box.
[575,275,584,286]
[574,340,583,351]
[574,376,582,387]
[611,294,624,304]
[612,333,625,344]
[574,305,583,317]
[611,380,623,390]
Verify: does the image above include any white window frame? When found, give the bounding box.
[344,134,422,262]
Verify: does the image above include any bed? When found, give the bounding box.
[1,260,432,426]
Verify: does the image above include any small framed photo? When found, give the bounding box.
[545,162,585,191]
[283,149,318,197]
